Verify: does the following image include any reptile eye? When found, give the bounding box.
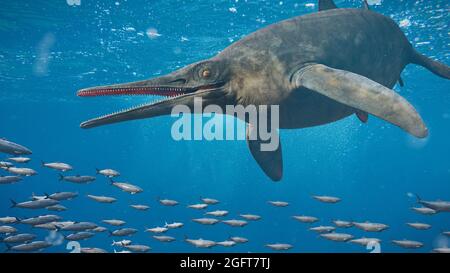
[202,69,211,78]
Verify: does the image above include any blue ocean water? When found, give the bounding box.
[0,0,449,253]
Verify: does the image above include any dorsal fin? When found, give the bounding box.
[318,0,338,11]
[362,0,370,10]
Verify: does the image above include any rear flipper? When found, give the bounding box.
[411,51,450,79]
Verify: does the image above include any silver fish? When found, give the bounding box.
[145,227,168,234]
[240,214,261,221]
[96,168,120,177]
[392,240,423,249]
[7,241,51,252]
[152,235,175,242]
[65,232,95,241]
[11,199,59,209]
[46,205,67,212]
[0,225,17,234]
[406,222,431,230]
[320,233,354,242]
[59,174,95,184]
[350,237,381,246]
[217,240,237,247]
[164,222,184,229]
[20,215,61,226]
[80,247,108,253]
[60,222,98,232]
[312,195,341,203]
[87,194,116,203]
[42,161,73,172]
[0,138,32,155]
[192,218,219,225]
[2,233,36,244]
[265,243,293,251]
[123,244,151,252]
[268,201,289,207]
[309,226,336,233]
[222,219,248,227]
[46,191,78,201]
[159,198,179,206]
[5,167,37,176]
[205,210,229,217]
[185,237,216,248]
[110,179,143,194]
[293,215,319,223]
[110,228,137,237]
[7,157,31,163]
[102,219,126,226]
[201,197,219,205]
[333,220,354,228]
[0,216,19,224]
[230,237,248,243]
[130,204,149,210]
[353,222,389,232]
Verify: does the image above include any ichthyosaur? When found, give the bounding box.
[77,0,450,181]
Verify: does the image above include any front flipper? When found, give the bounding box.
[247,123,283,182]
[293,64,428,138]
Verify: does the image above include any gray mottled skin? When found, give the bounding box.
[78,1,450,181]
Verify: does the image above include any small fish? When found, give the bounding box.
[392,240,423,249]
[11,199,59,209]
[217,240,237,247]
[92,226,107,233]
[159,198,179,206]
[350,237,381,246]
[65,232,95,241]
[0,138,32,155]
[222,219,248,227]
[130,204,150,211]
[102,219,126,226]
[309,226,336,233]
[333,220,354,228]
[20,215,61,226]
[415,195,450,212]
[2,233,36,244]
[353,222,389,232]
[42,161,73,172]
[123,244,151,252]
[239,214,261,221]
[0,161,14,168]
[46,191,78,201]
[268,201,289,207]
[152,235,175,242]
[109,228,138,237]
[230,236,248,243]
[59,174,95,184]
[265,243,293,251]
[432,247,450,253]
[96,168,120,177]
[0,216,19,224]
[86,194,117,203]
[52,221,75,229]
[312,195,341,203]
[442,231,450,237]
[185,237,216,248]
[34,222,58,230]
[188,203,208,210]
[292,216,319,224]
[112,239,132,246]
[165,222,184,229]
[7,157,31,163]
[406,222,431,230]
[0,225,17,234]
[80,247,108,253]
[201,197,219,205]
[5,167,37,176]
[46,204,67,211]
[145,226,168,234]
[7,241,51,252]
[60,222,98,232]
[110,179,143,194]
[192,218,219,225]
[411,207,437,215]
[320,233,354,242]
[205,210,229,217]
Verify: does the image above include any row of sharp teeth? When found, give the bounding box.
[85,92,188,122]
[80,87,186,96]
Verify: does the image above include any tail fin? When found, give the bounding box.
[414,193,422,203]
[41,160,45,166]
[10,199,17,208]
[58,174,64,181]
[109,178,114,185]
[411,51,450,79]
[95,168,100,174]
[108,231,113,237]
[5,243,11,252]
